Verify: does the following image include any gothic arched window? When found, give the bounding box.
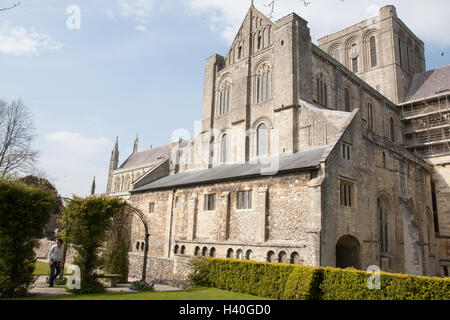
[219,80,232,116]
[378,197,392,255]
[370,36,378,68]
[257,123,268,157]
[220,133,228,164]
[256,63,272,103]
[317,73,328,106]
[350,43,358,73]
[390,117,395,142]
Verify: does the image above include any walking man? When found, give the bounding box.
[48,238,64,287]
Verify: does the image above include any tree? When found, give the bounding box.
[101,208,132,284]
[0,99,38,178]
[0,2,21,12]
[0,178,54,298]
[62,196,127,294]
[19,175,64,216]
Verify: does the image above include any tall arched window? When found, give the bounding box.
[390,117,395,142]
[350,43,358,73]
[257,63,271,103]
[378,197,392,255]
[344,88,351,112]
[368,103,374,130]
[370,36,377,68]
[219,80,232,116]
[257,123,268,156]
[220,133,228,164]
[257,32,262,50]
[316,73,327,106]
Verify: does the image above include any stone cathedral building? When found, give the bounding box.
[106,4,449,279]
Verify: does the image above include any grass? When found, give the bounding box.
[24,287,272,300]
[33,261,68,276]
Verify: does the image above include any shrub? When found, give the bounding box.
[320,267,450,300]
[130,280,155,292]
[188,256,209,286]
[62,196,127,294]
[190,258,450,300]
[193,258,295,299]
[282,266,322,300]
[0,179,54,298]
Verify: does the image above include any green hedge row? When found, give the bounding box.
[190,257,450,300]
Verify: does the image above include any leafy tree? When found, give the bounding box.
[62,196,127,294]
[0,178,54,298]
[19,175,63,215]
[101,208,131,284]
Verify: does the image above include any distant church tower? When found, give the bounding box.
[106,137,119,194]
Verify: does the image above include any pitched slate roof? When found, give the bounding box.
[132,146,328,192]
[405,65,450,102]
[119,144,169,170]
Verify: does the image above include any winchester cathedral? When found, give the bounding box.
[105,4,450,279]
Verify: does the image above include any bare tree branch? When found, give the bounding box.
[0,2,21,12]
[0,99,39,178]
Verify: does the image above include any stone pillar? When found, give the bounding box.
[216,192,230,241]
[187,193,198,241]
[306,173,324,267]
[401,199,424,275]
[256,187,268,243]
[164,191,175,258]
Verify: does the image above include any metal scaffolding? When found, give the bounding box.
[401,93,450,157]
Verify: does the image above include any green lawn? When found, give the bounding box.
[33,261,67,276]
[25,287,272,300]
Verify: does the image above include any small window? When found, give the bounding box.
[174,197,178,208]
[149,202,155,213]
[238,46,243,59]
[340,180,355,208]
[342,142,352,161]
[204,194,216,211]
[382,152,387,169]
[257,35,262,50]
[237,191,252,210]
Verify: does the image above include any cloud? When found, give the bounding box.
[136,25,148,32]
[106,8,115,19]
[117,0,154,24]
[39,132,111,197]
[45,131,110,156]
[0,21,63,56]
[184,0,450,47]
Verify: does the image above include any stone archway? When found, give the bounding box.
[336,235,361,269]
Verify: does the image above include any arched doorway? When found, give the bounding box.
[336,235,361,269]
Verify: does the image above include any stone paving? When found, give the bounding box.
[29,260,181,298]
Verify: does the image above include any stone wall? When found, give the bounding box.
[35,239,76,264]
[128,252,191,288]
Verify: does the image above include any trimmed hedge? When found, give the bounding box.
[0,179,54,298]
[320,267,450,300]
[191,258,450,300]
